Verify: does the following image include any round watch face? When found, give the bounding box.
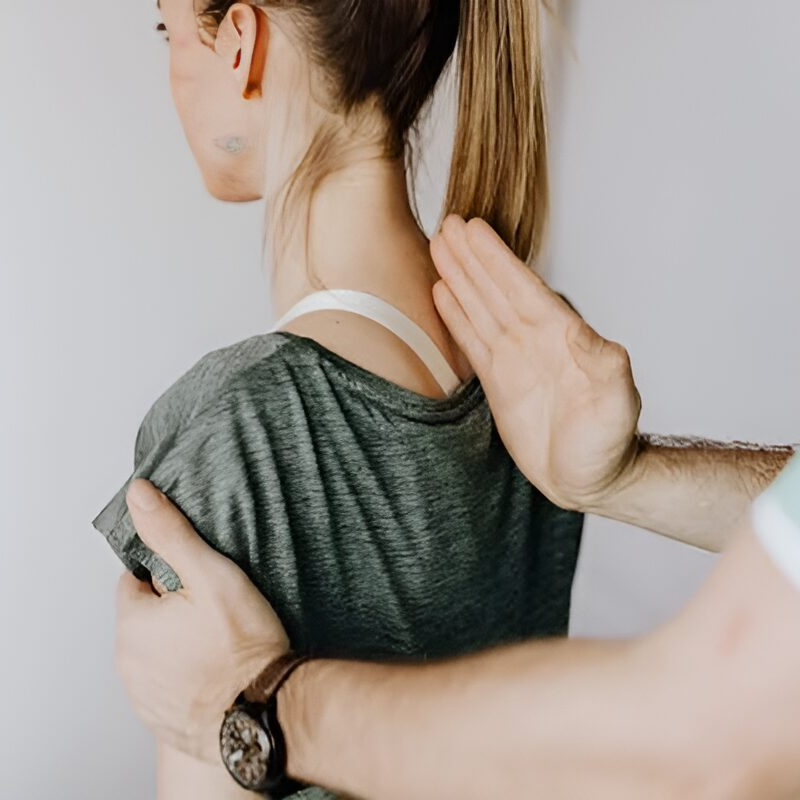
[220,707,272,791]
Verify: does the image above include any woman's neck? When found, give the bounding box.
[267,157,438,318]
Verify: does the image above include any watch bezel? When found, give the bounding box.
[220,699,275,792]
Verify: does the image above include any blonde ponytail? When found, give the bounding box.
[445,0,548,263]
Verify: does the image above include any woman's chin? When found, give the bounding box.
[202,172,263,204]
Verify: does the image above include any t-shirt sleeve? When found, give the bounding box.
[751,453,800,593]
[93,397,268,592]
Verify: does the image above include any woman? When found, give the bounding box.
[94,0,583,796]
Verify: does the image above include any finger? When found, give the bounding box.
[438,216,517,325]
[436,217,512,335]
[116,570,158,615]
[431,229,501,345]
[433,281,490,375]
[464,218,570,321]
[126,479,218,587]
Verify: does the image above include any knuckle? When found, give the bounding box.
[213,558,247,593]
[465,216,485,238]
[607,340,631,365]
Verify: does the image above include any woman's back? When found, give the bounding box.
[111,0,569,794]
[95,329,583,660]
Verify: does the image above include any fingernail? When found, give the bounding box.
[127,479,163,512]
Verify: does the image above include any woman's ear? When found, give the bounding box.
[215,3,270,100]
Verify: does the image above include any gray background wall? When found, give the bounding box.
[1,1,798,797]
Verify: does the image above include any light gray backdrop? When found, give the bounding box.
[1,2,798,798]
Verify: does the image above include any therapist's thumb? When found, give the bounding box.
[126,479,218,586]
[567,319,633,382]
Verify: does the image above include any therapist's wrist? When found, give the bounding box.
[579,433,648,518]
[278,658,400,796]
[279,659,361,789]
[581,434,795,551]
[278,659,318,781]
[589,434,795,517]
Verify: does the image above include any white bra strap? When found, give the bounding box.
[271,289,462,396]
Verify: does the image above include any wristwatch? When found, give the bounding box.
[220,652,310,797]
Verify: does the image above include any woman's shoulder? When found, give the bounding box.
[134,333,300,461]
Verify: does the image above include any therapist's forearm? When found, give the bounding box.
[279,525,800,800]
[589,435,793,552]
[279,640,724,800]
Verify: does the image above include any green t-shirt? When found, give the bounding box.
[94,332,584,798]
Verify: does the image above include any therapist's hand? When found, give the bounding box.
[115,479,290,763]
[431,216,642,513]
